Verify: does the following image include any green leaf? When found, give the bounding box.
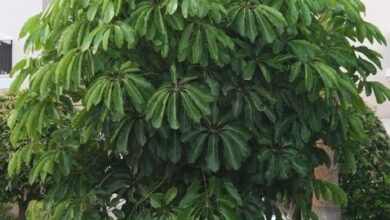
[259,5,287,28]
[8,153,19,177]
[254,9,276,43]
[116,123,131,154]
[205,28,219,61]
[113,82,124,114]
[151,92,170,128]
[290,157,307,176]
[370,81,390,103]
[55,49,77,84]
[10,59,27,75]
[114,26,124,48]
[179,182,201,208]
[355,46,383,68]
[112,210,125,219]
[221,134,241,170]
[164,187,178,205]
[170,65,178,84]
[168,133,181,163]
[59,23,80,54]
[166,0,178,15]
[123,79,144,105]
[257,149,272,162]
[186,85,214,103]
[259,64,271,83]
[150,193,164,208]
[165,13,184,31]
[81,32,95,52]
[10,71,29,94]
[86,80,106,109]
[246,10,258,42]
[184,88,211,115]
[29,156,48,184]
[114,0,122,15]
[65,56,76,89]
[234,9,246,36]
[265,155,275,182]
[103,1,115,23]
[178,23,194,62]
[243,61,256,80]
[121,24,136,45]
[344,149,357,174]
[135,120,147,146]
[287,0,299,24]
[323,182,348,207]
[145,89,169,120]
[87,2,100,21]
[60,152,71,176]
[192,28,203,63]
[206,135,220,172]
[19,14,41,38]
[188,133,207,163]
[304,64,314,91]
[299,0,312,25]
[313,62,339,88]
[155,7,167,36]
[167,92,180,129]
[289,61,302,82]
[181,92,202,123]
[289,40,319,62]
[232,95,243,117]
[43,156,55,175]
[223,181,243,205]
[92,27,105,53]
[219,205,239,220]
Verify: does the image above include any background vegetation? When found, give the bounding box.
[0,95,48,220]
[340,109,390,219]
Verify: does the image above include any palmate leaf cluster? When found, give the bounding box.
[6,0,390,219]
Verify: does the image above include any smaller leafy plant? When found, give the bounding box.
[0,95,48,219]
[340,109,390,219]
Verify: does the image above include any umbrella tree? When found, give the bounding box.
[7,0,390,219]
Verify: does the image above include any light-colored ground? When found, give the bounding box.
[0,74,12,90]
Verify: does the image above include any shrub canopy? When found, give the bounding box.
[7,0,390,219]
[0,96,46,214]
[340,109,390,219]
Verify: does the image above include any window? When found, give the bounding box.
[0,40,12,74]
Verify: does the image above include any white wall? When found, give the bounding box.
[43,0,51,9]
[0,0,43,89]
[362,0,390,118]
[0,0,43,64]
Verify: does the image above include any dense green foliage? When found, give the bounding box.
[0,203,17,220]
[6,0,390,219]
[340,109,390,219]
[0,95,47,219]
[0,96,14,202]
